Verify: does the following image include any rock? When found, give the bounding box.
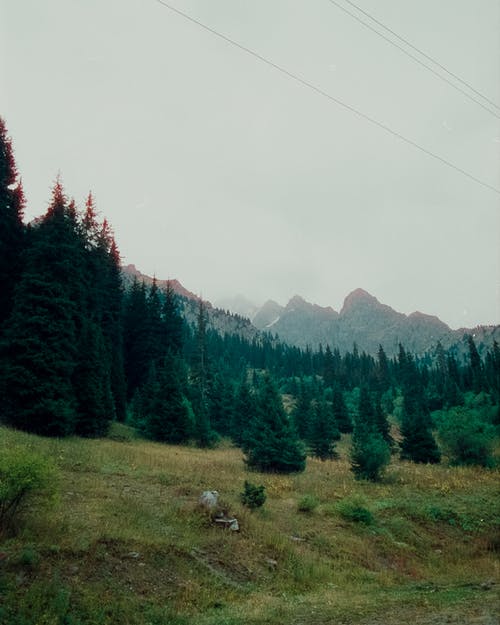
[214,517,239,531]
[199,490,219,511]
[126,552,140,559]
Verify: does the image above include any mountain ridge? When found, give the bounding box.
[121,265,499,357]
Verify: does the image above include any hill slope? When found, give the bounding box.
[1,425,499,625]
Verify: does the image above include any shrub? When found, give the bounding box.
[297,494,319,513]
[0,445,58,533]
[240,481,266,509]
[337,497,374,525]
[436,406,496,467]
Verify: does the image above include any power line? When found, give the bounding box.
[343,0,500,113]
[152,0,500,196]
[326,0,500,120]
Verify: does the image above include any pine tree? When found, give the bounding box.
[142,354,193,443]
[1,181,84,435]
[350,387,390,481]
[292,378,312,439]
[163,281,183,355]
[332,385,352,433]
[73,318,113,436]
[191,299,217,447]
[395,344,441,463]
[0,117,25,327]
[123,278,150,399]
[208,372,235,437]
[399,390,441,464]
[245,375,306,473]
[467,334,485,393]
[309,400,339,460]
[231,379,257,449]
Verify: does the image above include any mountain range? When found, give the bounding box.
[122,265,499,357]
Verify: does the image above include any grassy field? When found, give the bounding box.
[0,423,498,625]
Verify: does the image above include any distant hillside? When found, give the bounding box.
[121,266,499,357]
[121,264,258,341]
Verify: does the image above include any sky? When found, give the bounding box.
[1,0,499,329]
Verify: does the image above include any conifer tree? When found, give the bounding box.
[245,375,305,473]
[163,281,183,355]
[466,334,485,393]
[1,181,83,435]
[332,385,352,433]
[292,378,312,439]
[399,390,441,464]
[191,299,217,447]
[309,400,339,460]
[396,344,441,463]
[123,278,150,398]
[231,379,257,449]
[142,353,193,443]
[0,117,25,327]
[350,387,390,481]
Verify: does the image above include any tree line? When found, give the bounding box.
[1,118,499,479]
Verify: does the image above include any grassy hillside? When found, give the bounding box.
[0,424,498,625]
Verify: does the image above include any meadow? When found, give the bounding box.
[0,423,498,625]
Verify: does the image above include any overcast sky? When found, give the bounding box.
[1,0,499,329]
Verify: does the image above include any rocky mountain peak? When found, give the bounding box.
[340,288,379,314]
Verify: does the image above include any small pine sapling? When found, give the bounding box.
[240,481,266,510]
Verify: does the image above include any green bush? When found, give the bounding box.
[337,497,374,525]
[436,406,496,467]
[0,445,58,533]
[297,494,319,513]
[240,481,266,509]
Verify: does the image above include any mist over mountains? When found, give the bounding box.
[123,265,499,357]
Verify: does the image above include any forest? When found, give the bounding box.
[1,116,499,479]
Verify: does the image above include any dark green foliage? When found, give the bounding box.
[231,380,257,449]
[123,278,150,398]
[208,373,235,437]
[350,388,391,481]
[436,406,496,467]
[337,498,374,525]
[400,392,441,464]
[332,386,352,433]
[374,394,394,449]
[245,376,306,473]
[141,355,194,443]
[1,183,83,436]
[350,428,391,481]
[466,334,486,393]
[291,378,312,439]
[308,400,339,460]
[240,481,266,509]
[73,319,114,437]
[0,117,25,327]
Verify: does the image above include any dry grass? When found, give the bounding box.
[0,424,498,624]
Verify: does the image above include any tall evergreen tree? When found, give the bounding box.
[0,117,25,327]
[231,378,257,449]
[142,353,193,443]
[1,181,84,435]
[466,334,485,393]
[123,278,150,399]
[399,390,441,464]
[332,385,352,433]
[350,387,390,481]
[245,375,305,473]
[308,399,339,460]
[191,299,217,447]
